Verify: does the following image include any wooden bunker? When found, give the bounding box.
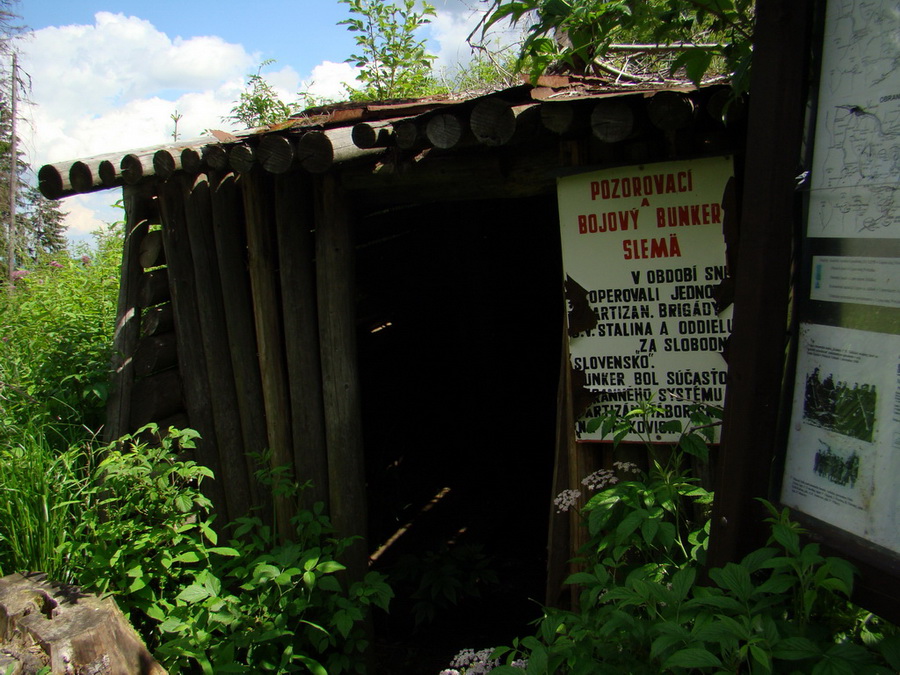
[40,78,750,635]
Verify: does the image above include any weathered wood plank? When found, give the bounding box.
[208,171,271,517]
[274,172,330,509]
[156,177,229,521]
[708,0,813,568]
[132,332,178,378]
[129,368,184,429]
[141,303,175,337]
[104,183,156,443]
[182,172,254,520]
[591,99,635,142]
[138,229,165,269]
[296,127,384,173]
[315,173,368,582]
[240,167,295,537]
[137,268,170,308]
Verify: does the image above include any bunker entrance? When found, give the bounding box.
[354,196,563,668]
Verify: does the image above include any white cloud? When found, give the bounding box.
[56,193,123,248]
[302,61,361,103]
[19,12,257,166]
[17,12,323,241]
[17,8,517,243]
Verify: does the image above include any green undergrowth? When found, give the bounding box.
[444,403,900,675]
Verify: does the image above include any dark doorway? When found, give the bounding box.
[354,195,563,671]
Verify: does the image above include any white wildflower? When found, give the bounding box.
[553,489,581,513]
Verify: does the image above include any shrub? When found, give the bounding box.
[68,425,392,674]
[0,222,122,445]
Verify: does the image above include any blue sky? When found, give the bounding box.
[15,0,499,240]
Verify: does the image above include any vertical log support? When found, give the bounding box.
[315,174,368,582]
[156,179,228,520]
[105,182,156,443]
[240,168,295,538]
[208,172,271,516]
[274,173,330,508]
[708,0,813,567]
[182,174,254,520]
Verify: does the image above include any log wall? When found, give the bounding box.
[94,84,744,588]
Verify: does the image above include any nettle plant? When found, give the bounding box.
[71,425,392,675]
[449,402,900,674]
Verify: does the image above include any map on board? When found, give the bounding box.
[808,0,900,239]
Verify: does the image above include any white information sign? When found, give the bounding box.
[558,156,734,442]
[808,0,900,239]
[781,324,900,554]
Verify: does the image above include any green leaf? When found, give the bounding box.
[878,634,900,670]
[670,567,696,601]
[294,655,328,675]
[772,637,822,661]
[709,562,753,601]
[316,560,346,574]
[664,648,722,669]
[176,584,211,603]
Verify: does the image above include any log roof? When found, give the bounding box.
[38,76,738,202]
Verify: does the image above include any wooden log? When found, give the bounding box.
[69,161,94,193]
[203,144,229,171]
[315,173,368,582]
[138,229,165,269]
[120,152,155,185]
[425,112,473,149]
[274,172,330,509]
[470,98,521,146]
[646,90,696,132]
[341,142,559,206]
[182,172,254,520]
[132,332,178,378]
[141,303,175,337]
[590,99,635,142]
[706,88,748,126]
[296,127,384,173]
[137,268,170,308]
[157,177,229,522]
[351,118,400,149]
[98,160,118,186]
[240,167,296,536]
[104,183,156,443]
[37,164,68,200]
[41,148,131,198]
[128,368,184,429]
[540,101,591,136]
[256,135,295,174]
[0,573,167,675]
[153,149,180,180]
[392,118,424,150]
[546,318,574,608]
[229,143,256,173]
[181,147,202,173]
[708,0,811,568]
[209,171,271,517]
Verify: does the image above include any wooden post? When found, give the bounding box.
[208,171,271,517]
[274,173,330,509]
[104,183,156,443]
[315,173,368,582]
[156,178,229,521]
[240,167,296,537]
[182,173,254,520]
[707,0,813,568]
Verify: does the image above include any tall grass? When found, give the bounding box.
[0,422,97,582]
[0,221,122,579]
